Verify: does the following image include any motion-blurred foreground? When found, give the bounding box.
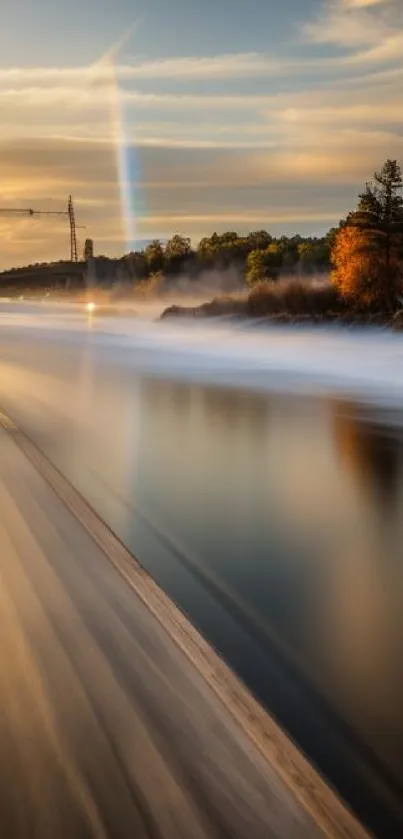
[1,301,403,837]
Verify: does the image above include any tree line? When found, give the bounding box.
[100,229,334,289]
[107,159,403,313]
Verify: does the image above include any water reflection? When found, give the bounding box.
[131,379,403,797]
[335,404,402,512]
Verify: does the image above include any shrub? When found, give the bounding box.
[135,271,165,298]
[247,279,342,317]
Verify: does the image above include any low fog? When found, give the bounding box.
[1,297,403,413]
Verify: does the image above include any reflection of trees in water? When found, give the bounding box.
[139,377,271,441]
[136,378,273,536]
[334,403,403,513]
[198,386,270,437]
[139,378,186,414]
[326,403,403,779]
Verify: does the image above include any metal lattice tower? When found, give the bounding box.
[68,195,78,262]
[0,196,81,263]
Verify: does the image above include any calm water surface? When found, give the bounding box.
[2,327,403,837]
[123,381,403,836]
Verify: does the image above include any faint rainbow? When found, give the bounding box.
[87,23,144,253]
[107,58,139,252]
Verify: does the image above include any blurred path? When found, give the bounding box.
[0,422,368,839]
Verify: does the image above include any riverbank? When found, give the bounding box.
[160,280,403,331]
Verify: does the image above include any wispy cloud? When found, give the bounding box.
[304,0,393,46]
[0,28,401,95]
[341,0,388,7]
[0,55,291,85]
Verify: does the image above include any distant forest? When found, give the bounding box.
[0,229,334,292]
[92,228,334,288]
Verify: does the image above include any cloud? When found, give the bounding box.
[304,0,395,46]
[0,54,297,87]
[342,0,387,7]
[0,32,401,101]
[0,85,275,113]
[278,101,403,128]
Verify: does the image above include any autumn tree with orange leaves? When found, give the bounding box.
[332,160,403,310]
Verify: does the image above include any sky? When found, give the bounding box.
[0,0,402,268]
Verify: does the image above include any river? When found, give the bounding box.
[1,302,403,837]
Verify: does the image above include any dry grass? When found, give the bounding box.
[247,280,343,318]
[160,295,248,320]
[160,280,350,322]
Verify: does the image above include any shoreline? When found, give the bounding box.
[160,300,403,331]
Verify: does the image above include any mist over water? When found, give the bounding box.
[1,298,403,408]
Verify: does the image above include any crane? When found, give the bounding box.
[0,195,80,262]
